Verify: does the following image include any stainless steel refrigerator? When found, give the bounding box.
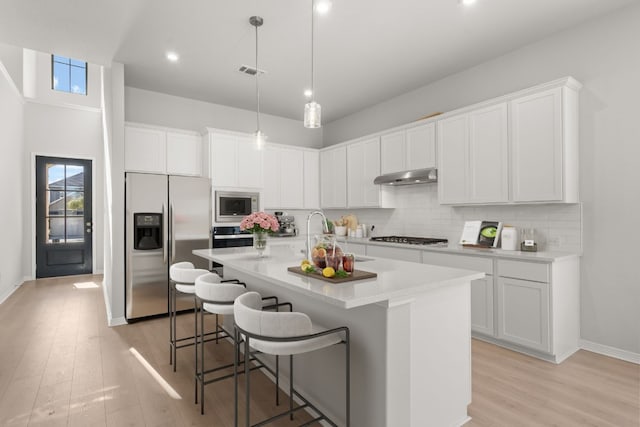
[125,173,211,320]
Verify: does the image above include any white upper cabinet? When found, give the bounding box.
[438,77,580,205]
[125,123,201,176]
[438,103,509,204]
[263,145,304,209]
[510,86,579,203]
[437,114,468,204]
[303,150,320,209]
[468,103,509,203]
[380,131,405,175]
[320,145,347,209]
[166,132,202,176]
[206,130,263,189]
[380,123,436,175]
[347,137,381,207]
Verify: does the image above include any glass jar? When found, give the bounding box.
[311,234,342,268]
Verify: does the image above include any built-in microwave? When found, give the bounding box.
[215,191,259,223]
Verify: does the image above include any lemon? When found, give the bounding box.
[300,259,311,267]
[322,267,336,278]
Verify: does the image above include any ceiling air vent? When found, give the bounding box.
[238,65,266,76]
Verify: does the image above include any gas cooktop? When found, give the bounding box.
[370,236,448,246]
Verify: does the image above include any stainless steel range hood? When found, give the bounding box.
[373,168,437,186]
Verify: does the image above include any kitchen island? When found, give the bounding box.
[194,242,484,427]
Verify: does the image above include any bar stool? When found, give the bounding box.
[195,274,280,415]
[169,262,208,373]
[233,291,350,427]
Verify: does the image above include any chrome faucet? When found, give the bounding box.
[306,210,329,260]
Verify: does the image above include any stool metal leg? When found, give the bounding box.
[289,355,294,421]
[244,337,251,427]
[172,283,178,372]
[346,331,351,427]
[234,327,239,427]
[194,294,198,404]
[275,355,279,406]
[169,281,173,365]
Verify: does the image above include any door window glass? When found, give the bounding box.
[45,163,85,243]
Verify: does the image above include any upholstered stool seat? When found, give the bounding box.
[234,292,350,427]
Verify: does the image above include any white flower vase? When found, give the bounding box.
[253,231,268,257]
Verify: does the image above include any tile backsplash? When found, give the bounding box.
[284,184,582,253]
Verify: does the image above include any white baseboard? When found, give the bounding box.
[108,316,128,327]
[101,277,128,327]
[0,280,23,304]
[580,339,640,365]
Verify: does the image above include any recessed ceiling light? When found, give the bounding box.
[304,89,313,98]
[460,0,477,6]
[315,0,332,14]
[166,52,179,62]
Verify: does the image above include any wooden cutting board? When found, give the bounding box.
[287,267,377,283]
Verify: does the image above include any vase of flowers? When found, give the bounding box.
[239,211,279,257]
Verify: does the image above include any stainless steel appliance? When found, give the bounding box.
[274,211,297,237]
[125,173,211,320]
[373,168,438,186]
[210,226,254,275]
[215,191,259,223]
[370,236,448,246]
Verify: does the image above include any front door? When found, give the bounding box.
[36,156,93,278]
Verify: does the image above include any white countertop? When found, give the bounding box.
[193,244,484,309]
[310,235,581,262]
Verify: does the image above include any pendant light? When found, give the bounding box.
[250,15,266,148]
[304,0,321,128]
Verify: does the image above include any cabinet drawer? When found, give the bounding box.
[422,252,493,274]
[498,260,549,283]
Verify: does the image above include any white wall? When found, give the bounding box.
[23,103,104,276]
[0,42,22,92]
[323,4,640,355]
[23,49,101,110]
[0,59,25,302]
[125,86,322,148]
[101,62,126,325]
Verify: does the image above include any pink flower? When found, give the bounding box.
[240,211,279,234]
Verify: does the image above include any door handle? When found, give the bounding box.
[170,203,176,263]
[162,204,168,264]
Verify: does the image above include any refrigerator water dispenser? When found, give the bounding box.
[134,213,163,250]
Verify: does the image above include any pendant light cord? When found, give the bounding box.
[255,21,261,131]
[311,0,315,103]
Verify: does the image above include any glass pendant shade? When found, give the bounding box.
[304,101,321,128]
[254,130,266,149]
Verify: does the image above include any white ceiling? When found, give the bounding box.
[0,0,637,123]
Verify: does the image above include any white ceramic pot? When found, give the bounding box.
[335,226,347,236]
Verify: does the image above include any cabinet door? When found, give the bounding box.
[262,146,280,209]
[346,242,366,256]
[406,123,436,170]
[347,138,380,207]
[236,136,263,188]
[437,115,468,204]
[497,277,550,352]
[510,88,563,202]
[380,131,406,174]
[303,150,320,209]
[471,276,494,336]
[166,132,202,176]
[210,133,237,187]
[320,146,347,208]
[124,126,166,173]
[468,104,509,203]
[279,148,304,209]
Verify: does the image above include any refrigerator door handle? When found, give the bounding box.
[162,203,168,264]
[170,203,176,263]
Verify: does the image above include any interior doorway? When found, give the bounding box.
[35,156,93,278]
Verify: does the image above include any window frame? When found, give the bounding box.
[50,54,88,96]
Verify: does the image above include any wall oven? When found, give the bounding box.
[210,226,253,275]
[215,191,259,223]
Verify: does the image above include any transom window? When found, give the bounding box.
[51,55,87,95]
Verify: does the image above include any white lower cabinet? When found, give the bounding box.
[470,276,494,336]
[345,242,366,256]
[496,276,550,353]
[422,251,579,363]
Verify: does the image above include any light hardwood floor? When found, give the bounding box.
[0,275,638,426]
